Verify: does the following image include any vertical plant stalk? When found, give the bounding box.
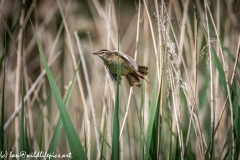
[159,2,189,158]
[169,67,185,159]
[111,0,121,159]
[39,15,68,151]
[15,4,25,155]
[99,96,107,159]
[214,0,221,154]
[19,60,25,153]
[106,2,113,159]
[204,1,214,158]
[36,15,48,151]
[111,0,120,159]
[185,3,204,159]
[74,32,101,155]
[230,35,240,84]
[163,1,208,157]
[176,0,189,66]
[120,0,141,138]
[23,57,34,146]
[206,34,239,152]
[106,0,111,50]
[205,34,240,156]
[205,4,235,159]
[193,4,198,110]
[142,0,150,137]
[214,0,220,139]
[56,0,94,154]
[162,2,209,157]
[22,1,38,146]
[185,2,201,157]
[0,37,6,153]
[153,0,163,158]
[41,71,48,151]
[0,0,6,22]
[143,0,160,82]
[154,0,165,159]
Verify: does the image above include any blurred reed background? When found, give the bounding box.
[0,0,240,159]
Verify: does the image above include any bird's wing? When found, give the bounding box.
[105,66,122,84]
[112,50,138,71]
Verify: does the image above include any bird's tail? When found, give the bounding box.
[126,65,152,87]
[126,72,141,87]
[138,65,148,75]
[137,65,152,85]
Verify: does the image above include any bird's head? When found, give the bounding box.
[92,49,115,62]
[93,49,112,57]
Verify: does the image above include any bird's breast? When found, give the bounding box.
[102,57,133,76]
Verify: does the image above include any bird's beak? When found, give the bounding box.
[92,52,98,55]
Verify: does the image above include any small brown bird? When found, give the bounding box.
[92,49,151,87]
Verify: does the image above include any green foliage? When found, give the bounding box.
[19,73,25,155]
[47,58,81,160]
[145,74,158,160]
[0,41,6,157]
[111,51,120,160]
[111,1,121,158]
[150,83,162,159]
[1,1,239,160]
[233,89,240,158]
[31,22,87,160]
[213,50,227,93]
